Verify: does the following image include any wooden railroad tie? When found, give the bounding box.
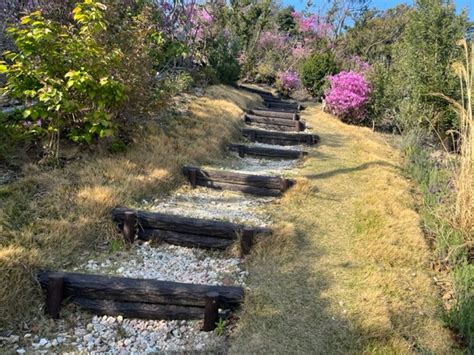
[229,144,308,160]
[248,109,300,120]
[244,114,305,132]
[112,207,271,252]
[38,271,244,331]
[242,128,319,146]
[263,101,305,111]
[182,166,295,197]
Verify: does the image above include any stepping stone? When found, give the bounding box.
[112,207,271,250]
[182,166,295,197]
[242,128,319,146]
[244,113,305,132]
[229,143,308,160]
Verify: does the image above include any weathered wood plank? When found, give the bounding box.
[242,128,319,146]
[193,179,283,197]
[263,102,304,111]
[138,229,234,249]
[244,114,305,130]
[182,166,293,190]
[74,298,204,320]
[249,109,299,120]
[114,208,245,239]
[229,144,307,159]
[38,272,244,309]
[113,208,272,239]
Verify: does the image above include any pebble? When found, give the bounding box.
[3,124,303,353]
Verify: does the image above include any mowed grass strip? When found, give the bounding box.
[230,106,457,353]
[0,85,261,329]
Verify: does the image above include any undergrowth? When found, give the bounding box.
[403,131,473,350]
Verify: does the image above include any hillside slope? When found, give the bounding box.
[230,105,456,353]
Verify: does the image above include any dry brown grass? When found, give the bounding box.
[230,106,457,354]
[0,85,261,329]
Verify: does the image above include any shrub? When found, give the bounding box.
[299,51,338,98]
[325,71,371,123]
[0,0,126,157]
[208,35,241,85]
[276,71,300,96]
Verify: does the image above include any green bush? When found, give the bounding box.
[390,0,466,135]
[208,36,241,85]
[299,51,338,98]
[0,0,126,156]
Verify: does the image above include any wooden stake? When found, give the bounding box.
[238,146,246,158]
[240,228,254,258]
[295,120,302,132]
[46,275,64,319]
[123,211,137,244]
[189,169,197,189]
[280,179,290,192]
[203,292,220,331]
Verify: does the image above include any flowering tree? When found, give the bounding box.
[325,71,371,123]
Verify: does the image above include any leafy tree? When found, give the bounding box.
[391,0,467,134]
[277,6,297,35]
[0,0,126,158]
[342,5,410,64]
[299,51,339,98]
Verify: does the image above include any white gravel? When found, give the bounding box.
[142,188,272,225]
[75,243,248,286]
[11,316,226,354]
[3,112,309,354]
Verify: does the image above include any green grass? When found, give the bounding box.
[402,132,473,350]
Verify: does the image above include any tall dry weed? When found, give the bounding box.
[435,39,473,236]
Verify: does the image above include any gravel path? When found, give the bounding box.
[3,108,306,354]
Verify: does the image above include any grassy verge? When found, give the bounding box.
[403,132,473,350]
[0,85,261,329]
[230,106,458,353]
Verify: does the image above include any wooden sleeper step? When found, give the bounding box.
[244,114,305,132]
[248,109,299,120]
[182,166,295,197]
[38,271,244,324]
[229,144,308,160]
[242,128,319,146]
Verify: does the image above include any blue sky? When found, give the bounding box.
[283,0,474,20]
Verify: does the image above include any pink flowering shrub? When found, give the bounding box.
[277,71,301,95]
[325,71,371,123]
[291,11,332,38]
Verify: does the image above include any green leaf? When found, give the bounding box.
[0,63,7,73]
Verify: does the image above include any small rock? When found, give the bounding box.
[38,338,49,347]
[16,349,26,354]
[117,315,124,324]
[51,339,58,347]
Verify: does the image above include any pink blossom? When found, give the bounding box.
[291,11,332,38]
[325,71,371,121]
[292,44,310,59]
[278,71,300,93]
[349,55,371,73]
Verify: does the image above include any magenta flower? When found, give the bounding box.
[325,71,371,121]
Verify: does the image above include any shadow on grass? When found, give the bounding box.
[305,160,400,180]
[231,215,359,353]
